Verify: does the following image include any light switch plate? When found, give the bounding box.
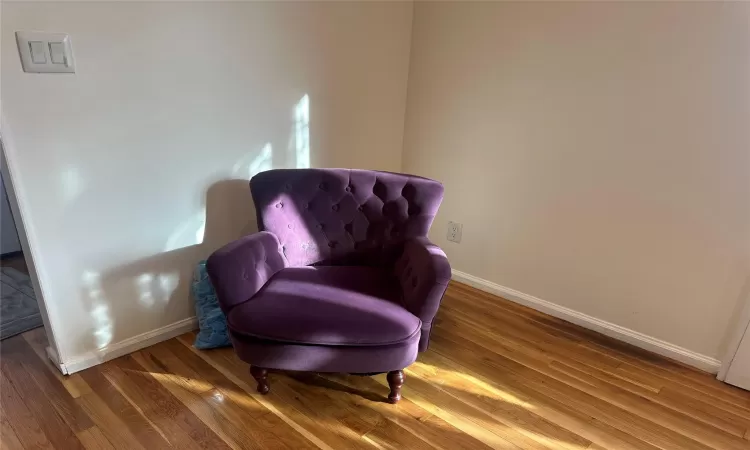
[16,31,75,73]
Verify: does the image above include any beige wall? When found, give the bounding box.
[403,1,750,360]
[1,1,412,369]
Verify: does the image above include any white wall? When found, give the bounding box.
[1,1,412,369]
[403,2,750,361]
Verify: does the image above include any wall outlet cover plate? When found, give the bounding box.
[447,221,463,243]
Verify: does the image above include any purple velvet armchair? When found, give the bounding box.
[206,169,450,403]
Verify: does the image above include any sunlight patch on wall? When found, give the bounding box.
[249,143,273,178]
[232,143,274,180]
[135,272,180,307]
[164,209,206,252]
[61,165,85,204]
[158,272,180,300]
[82,270,113,349]
[295,94,310,169]
[135,273,155,307]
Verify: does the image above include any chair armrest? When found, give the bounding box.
[394,237,451,337]
[206,231,287,312]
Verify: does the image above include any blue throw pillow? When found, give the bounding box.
[192,260,232,349]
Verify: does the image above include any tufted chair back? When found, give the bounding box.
[250,169,444,267]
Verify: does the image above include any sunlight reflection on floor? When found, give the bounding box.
[410,361,534,409]
[148,371,214,393]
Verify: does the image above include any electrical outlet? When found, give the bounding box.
[447,221,463,243]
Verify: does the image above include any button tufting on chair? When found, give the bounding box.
[332,204,339,212]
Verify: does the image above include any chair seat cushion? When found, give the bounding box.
[226,266,420,347]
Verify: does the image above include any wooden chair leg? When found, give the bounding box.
[250,366,270,394]
[386,370,404,404]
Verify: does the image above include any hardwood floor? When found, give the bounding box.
[2,281,749,449]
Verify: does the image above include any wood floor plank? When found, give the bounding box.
[0,379,40,450]
[175,334,368,450]
[131,350,247,450]
[137,342,315,450]
[442,290,640,378]
[448,283,729,398]
[233,370,380,447]
[552,360,750,438]
[362,418,436,450]
[431,331,704,450]
[161,339,322,449]
[584,340,750,410]
[104,355,231,450]
[616,362,750,416]
[369,372,524,449]
[436,297,750,449]
[452,278,750,406]
[440,296,630,376]
[405,359,591,450]
[3,280,750,449]
[432,329,743,450]
[278,371,486,450]
[77,364,170,449]
[23,327,92,399]
[420,345,658,450]
[272,373,384,438]
[76,426,116,450]
[75,390,149,450]
[319,373,496,450]
[0,341,85,449]
[0,425,24,450]
[1,371,56,449]
[3,336,94,433]
[655,386,750,436]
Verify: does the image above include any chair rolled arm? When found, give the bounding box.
[207,231,288,312]
[394,237,451,331]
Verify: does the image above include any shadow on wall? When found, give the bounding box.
[77,179,256,354]
[75,94,311,355]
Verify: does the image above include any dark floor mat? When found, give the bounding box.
[1,267,42,340]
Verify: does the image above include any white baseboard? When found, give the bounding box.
[45,345,68,374]
[60,317,199,374]
[451,270,722,373]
